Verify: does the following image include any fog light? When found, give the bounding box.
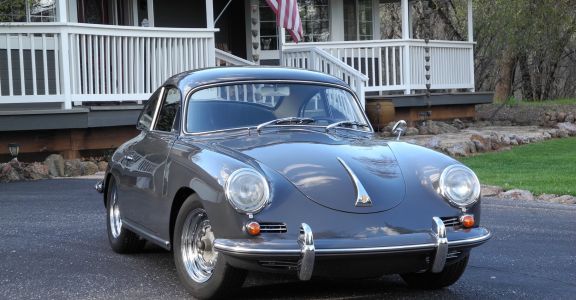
[460,215,475,228]
[245,221,261,236]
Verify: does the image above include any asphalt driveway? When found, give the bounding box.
[0,179,575,299]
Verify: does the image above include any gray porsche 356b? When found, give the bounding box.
[96,67,490,299]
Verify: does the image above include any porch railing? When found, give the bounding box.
[283,39,474,95]
[281,47,369,106]
[0,23,218,108]
[215,48,256,66]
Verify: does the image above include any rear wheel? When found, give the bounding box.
[401,254,469,289]
[173,195,246,299]
[106,177,145,253]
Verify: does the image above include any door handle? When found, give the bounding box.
[124,154,135,162]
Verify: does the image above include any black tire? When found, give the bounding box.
[401,254,469,289]
[106,177,145,253]
[173,195,246,300]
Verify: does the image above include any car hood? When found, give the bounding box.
[209,129,406,213]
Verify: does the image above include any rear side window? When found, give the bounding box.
[138,88,162,130]
[154,87,181,132]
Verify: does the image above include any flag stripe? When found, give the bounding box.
[265,0,302,43]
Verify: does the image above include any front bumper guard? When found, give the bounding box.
[215,216,491,280]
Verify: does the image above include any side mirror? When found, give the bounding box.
[392,120,407,141]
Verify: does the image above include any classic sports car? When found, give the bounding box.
[96,67,490,299]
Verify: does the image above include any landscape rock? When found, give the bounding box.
[0,161,21,182]
[24,162,50,180]
[64,159,83,177]
[556,122,576,135]
[82,161,99,176]
[44,154,65,177]
[418,121,459,135]
[566,114,575,123]
[405,127,419,136]
[481,185,504,197]
[97,161,108,172]
[470,134,491,152]
[537,194,558,201]
[548,195,576,204]
[498,189,534,201]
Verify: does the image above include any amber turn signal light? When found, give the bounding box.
[460,214,475,228]
[245,221,261,236]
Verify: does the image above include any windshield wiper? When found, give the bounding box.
[325,120,370,132]
[256,117,315,133]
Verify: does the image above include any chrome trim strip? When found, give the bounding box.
[122,219,171,250]
[213,230,491,255]
[431,216,448,273]
[448,231,492,246]
[337,157,372,207]
[298,223,315,280]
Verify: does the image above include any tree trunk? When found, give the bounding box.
[518,54,533,100]
[493,50,517,103]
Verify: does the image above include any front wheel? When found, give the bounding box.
[401,254,469,289]
[173,195,246,299]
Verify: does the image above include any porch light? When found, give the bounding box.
[8,143,20,158]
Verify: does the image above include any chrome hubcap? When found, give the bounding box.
[109,185,122,238]
[181,209,218,283]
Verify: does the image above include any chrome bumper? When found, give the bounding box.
[214,216,491,280]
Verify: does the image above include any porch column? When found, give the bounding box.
[57,0,68,22]
[467,0,473,42]
[206,0,216,67]
[467,0,475,91]
[401,0,409,40]
[206,0,214,28]
[401,0,411,94]
[147,0,155,27]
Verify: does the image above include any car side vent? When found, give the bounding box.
[260,222,288,233]
[440,216,460,227]
[447,250,462,259]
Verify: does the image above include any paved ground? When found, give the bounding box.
[1,179,575,299]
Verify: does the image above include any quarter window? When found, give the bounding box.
[138,88,162,130]
[154,88,181,132]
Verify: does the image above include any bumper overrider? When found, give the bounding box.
[214,217,491,280]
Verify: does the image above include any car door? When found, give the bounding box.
[121,86,182,235]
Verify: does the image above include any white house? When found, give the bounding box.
[0,0,489,158]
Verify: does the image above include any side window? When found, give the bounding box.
[154,87,181,132]
[138,88,162,130]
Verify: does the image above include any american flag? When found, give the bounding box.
[265,0,303,43]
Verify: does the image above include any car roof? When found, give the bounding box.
[165,66,350,94]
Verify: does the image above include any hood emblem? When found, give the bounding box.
[337,157,373,207]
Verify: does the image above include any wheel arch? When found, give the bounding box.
[170,187,197,246]
[103,173,114,207]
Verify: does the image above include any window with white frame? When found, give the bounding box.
[0,0,57,22]
[258,0,330,50]
[344,0,373,41]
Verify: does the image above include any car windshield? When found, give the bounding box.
[185,82,370,133]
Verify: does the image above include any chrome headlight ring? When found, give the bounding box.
[224,168,270,214]
[438,165,481,208]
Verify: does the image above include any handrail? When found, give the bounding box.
[215,48,256,66]
[282,46,368,107]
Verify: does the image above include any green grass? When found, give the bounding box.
[460,138,576,196]
[505,98,576,106]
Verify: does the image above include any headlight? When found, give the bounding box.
[438,165,480,207]
[225,168,270,213]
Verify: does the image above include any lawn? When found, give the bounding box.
[460,137,576,196]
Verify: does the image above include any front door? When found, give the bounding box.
[121,86,182,236]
